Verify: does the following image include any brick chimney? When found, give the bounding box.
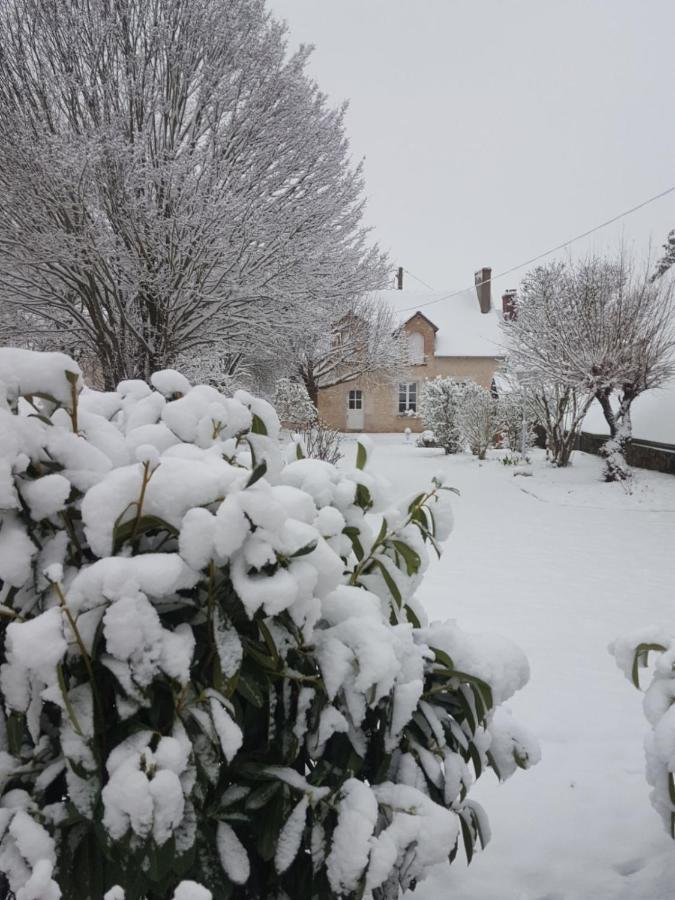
[474,267,492,314]
[502,289,517,321]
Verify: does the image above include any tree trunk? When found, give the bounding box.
[596,386,634,482]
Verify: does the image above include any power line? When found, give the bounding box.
[397,182,675,313]
[402,268,436,291]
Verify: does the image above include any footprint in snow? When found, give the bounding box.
[613,857,645,877]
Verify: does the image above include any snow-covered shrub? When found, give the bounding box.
[419,377,467,455]
[415,430,438,449]
[611,630,675,838]
[273,378,317,430]
[496,392,534,458]
[457,384,498,461]
[293,418,342,465]
[0,349,538,900]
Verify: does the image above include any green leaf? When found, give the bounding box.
[431,647,455,671]
[245,780,282,810]
[459,810,475,865]
[354,483,373,511]
[6,711,24,755]
[343,526,365,561]
[404,604,421,629]
[113,514,178,551]
[246,459,268,488]
[391,540,421,576]
[631,642,667,689]
[290,540,318,558]
[251,414,268,435]
[369,558,402,607]
[236,672,266,708]
[295,442,305,460]
[355,441,367,470]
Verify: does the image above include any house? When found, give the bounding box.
[317,268,507,433]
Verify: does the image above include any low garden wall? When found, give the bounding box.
[579,432,675,476]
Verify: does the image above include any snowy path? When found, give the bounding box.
[349,436,675,900]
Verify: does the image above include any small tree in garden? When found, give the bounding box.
[457,384,498,460]
[273,378,318,430]
[495,390,533,458]
[420,376,467,454]
[503,257,675,481]
[0,349,538,900]
[611,631,675,839]
[498,369,589,467]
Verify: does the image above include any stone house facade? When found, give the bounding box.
[317,278,504,433]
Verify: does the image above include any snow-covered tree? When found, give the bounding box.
[495,388,534,458]
[0,0,388,387]
[497,369,588,467]
[291,294,408,405]
[457,384,498,460]
[0,348,538,900]
[273,378,317,429]
[652,229,675,281]
[611,631,675,840]
[503,258,675,481]
[419,376,467,455]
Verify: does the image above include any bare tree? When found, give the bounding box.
[290,294,408,405]
[504,257,675,480]
[0,0,388,387]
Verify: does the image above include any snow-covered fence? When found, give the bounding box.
[0,349,538,900]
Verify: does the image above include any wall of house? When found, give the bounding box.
[317,355,500,433]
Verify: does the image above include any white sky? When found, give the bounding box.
[267,0,675,297]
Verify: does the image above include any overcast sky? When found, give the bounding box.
[267,0,675,298]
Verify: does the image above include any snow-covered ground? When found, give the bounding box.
[345,436,675,900]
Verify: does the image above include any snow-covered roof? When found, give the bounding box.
[374,289,505,358]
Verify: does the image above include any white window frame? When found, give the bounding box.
[398,382,418,414]
[348,389,363,410]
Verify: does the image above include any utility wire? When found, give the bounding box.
[397,182,675,313]
[402,268,436,291]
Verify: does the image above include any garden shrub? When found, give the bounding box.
[0,349,538,900]
[611,630,675,839]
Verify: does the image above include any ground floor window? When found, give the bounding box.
[398,382,417,413]
[348,389,363,410]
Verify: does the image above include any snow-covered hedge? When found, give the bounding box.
[0,349,538,900]
[611,630,675,839]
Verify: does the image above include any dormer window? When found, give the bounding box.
[408,331,424,364]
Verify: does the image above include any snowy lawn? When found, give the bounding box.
[343,436,675,900]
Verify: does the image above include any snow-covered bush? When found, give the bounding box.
[273,378,317,430]
[611,630,675,838]
[457,384,498,461]
[0,349,538,900]
[419,377,467,455]
[415,430,438,449]
[293,417,342,465]
[496,392,534,458]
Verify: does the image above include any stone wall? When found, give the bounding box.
[579,432,675,476]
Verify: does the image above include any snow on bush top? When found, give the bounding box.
[0,349,538,900]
